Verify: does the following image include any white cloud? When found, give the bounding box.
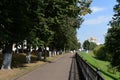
[83,16,112,25]
[91,6,106,13]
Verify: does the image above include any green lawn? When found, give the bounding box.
[79,51,120,80]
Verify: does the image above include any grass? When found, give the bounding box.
[79,51,120,80]
[0,52,68,80]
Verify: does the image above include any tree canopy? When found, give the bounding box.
[83,40,97,51]
[105,0,120,70]
[0,0,92,69]
[83,40,90,50]
[0,0,92,50]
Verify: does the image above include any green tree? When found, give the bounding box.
[0,0,92,69]
[105,0,120,70]
[83,40,90,51]
[44,0,92,51]
[89,42,97,50]
[0,0,38,69]
[93,45,112,61]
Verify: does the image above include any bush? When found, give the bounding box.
[89,42,97,50]
[93,45,107,60]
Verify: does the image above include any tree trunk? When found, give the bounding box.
[37,47,42,61]
[38,52,42,60]
[26,48,31,63]
[44,45,47,62]
[1,43,13,70]
[44,51,47,62]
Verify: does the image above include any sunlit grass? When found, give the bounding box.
[79,51,120,80]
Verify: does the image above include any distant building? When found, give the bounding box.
[89,37,101,45]
[89,37,96,42]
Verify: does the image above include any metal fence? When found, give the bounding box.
[76,53,104,80]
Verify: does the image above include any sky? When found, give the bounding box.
[77,0,117,44]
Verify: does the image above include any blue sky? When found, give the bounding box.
[77,0,117,44]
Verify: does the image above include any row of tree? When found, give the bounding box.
[0,0,92,69]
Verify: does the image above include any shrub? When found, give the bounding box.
[93,45,107,60]
[89,42,97,50]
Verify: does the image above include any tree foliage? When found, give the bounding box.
[83,40,90,50]
[0,0,92,50]
[0,0,92,68]
[83,40,97,50]
[89,42,97,50]
[39,0,92,50]
[0,0,38,46]
[105,0,120,70]
[93,45,110,60]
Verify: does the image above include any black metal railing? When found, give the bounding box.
[69,56,80,80]
[76,53,104,80]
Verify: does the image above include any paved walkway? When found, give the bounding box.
[15,53,74,80]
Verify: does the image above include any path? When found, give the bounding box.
[14,53,75,80]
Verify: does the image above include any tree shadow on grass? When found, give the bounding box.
[0,52,55,69]
[0,53,27,68]
[11,53,39,68]
[11,53,26,68]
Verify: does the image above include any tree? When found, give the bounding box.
[93,45,107,60]
[89,42,97,50]
[78,42,81,49]
[0,0,38,69]
[43,0,92,51]
[105,0,120,70]
[83,40,90,51]
[83,40,97,51]
[0,0,92,69]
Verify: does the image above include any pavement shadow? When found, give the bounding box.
[68,54,85,80]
